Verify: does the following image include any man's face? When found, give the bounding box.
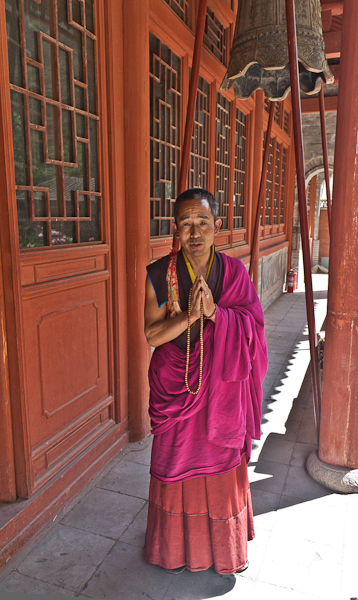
[174,198,221,260]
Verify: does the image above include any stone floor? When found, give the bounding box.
[1,275,357,600]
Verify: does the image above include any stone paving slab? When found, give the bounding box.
[60,487,146,540]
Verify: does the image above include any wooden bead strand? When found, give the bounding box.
[185,288,204,395]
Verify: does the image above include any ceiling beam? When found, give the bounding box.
[320,0,343,16]
[301,95,338,113]
[323,30,341,58]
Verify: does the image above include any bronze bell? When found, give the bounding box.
[221,0,334,101]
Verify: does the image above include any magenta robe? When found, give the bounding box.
[148,253,268,483]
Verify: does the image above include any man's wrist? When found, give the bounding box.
[206,303,217,320]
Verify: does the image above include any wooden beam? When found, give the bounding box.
[323,30,341,58]
[320,0,343,16]
[321,10,332,32]
[301,95,338,113]
[329,63,340,83]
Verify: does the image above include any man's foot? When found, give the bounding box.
[164,565,186,575]
[236,560,249,573]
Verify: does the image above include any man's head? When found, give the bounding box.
[173,188,222,261]
[174,188,218,225]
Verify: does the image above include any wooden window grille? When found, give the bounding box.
[189,74,210,190]
[163,0,189,24]
[233,108,246,229]
[263,97,269,113]
[274,102,280,124]
[280,147,287,224]
[273,142,281,224]
[215,92,231,230]
[283,109,290,133]
[204,8,228,65]
[264,136,274,226]
[6,0,101,249]
[149,33,181,237]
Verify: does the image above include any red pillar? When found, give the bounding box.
[122,0,151,440]
[319,0,358,468]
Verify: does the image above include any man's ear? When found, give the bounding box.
[172,222,179,238]
[214,219,222,234]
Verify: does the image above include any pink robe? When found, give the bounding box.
[148,253,268,484]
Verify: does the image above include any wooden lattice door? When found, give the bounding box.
[4,0,115,497]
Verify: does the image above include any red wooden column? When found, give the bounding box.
[251,91,265,291]
[319,0,358,468]
[122,0,151,440]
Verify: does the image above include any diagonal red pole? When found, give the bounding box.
[249,101,276,285]
[173,0,208,251]
[285,0,321,442]
[319,86,332,235]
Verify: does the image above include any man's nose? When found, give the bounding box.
[190,224,200,237]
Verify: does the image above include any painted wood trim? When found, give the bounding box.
[0,249,16,502]
[0,0,33,498]
[122,0,151,441]
[103,0,129,427]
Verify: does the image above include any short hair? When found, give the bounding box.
[174,188,218,224]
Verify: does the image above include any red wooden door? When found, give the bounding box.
[4,0,115,496]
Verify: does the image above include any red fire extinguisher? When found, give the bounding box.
[286,269,297,293]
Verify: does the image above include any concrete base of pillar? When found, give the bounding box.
[307,450,358,494]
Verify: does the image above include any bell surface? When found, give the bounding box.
[221,0,334,101]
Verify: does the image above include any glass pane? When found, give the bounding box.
[31,129,60,216]
[89,118,99,191]
[59,48,71,105]
[24,0,50,60]
[29,97,42,126]
[34,191,47,218]
[66,192,76,217]
[80,197,100,242]
[64,141,88,191]
[62,109,74,163]
[5,0,23,86]
[10,91,28,185]
[58,1,84,82]
[43,39,56,100]
[72,0,82,26]
[27,64,41,94]
[76,113,86,138]
[46,103,61,161]
[85,1,94,33]
[79,194,90,217]
[51,222,75,245]
[18,191,48,248]
[75,85,85,110]
[87,37,96,114]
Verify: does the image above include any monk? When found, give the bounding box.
[144,188,268,575]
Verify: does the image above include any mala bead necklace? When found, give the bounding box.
[185,288,204,395]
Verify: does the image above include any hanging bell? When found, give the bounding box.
[221,0,334,101]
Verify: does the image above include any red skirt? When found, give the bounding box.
[145,456,254,575]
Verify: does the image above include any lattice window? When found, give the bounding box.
[189,74,209,190]
[280,147,287,224]
[283,109,290,134]
[6,0,101,249]
[273,142,281,224]
[204,8,227,64]
[264,136,274,226]
[263,97,269,113]
[233,108,246,229]
[163,0,189,24]
[149,33,181,237]
[274,102,280,124]
[215,93,231,230]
